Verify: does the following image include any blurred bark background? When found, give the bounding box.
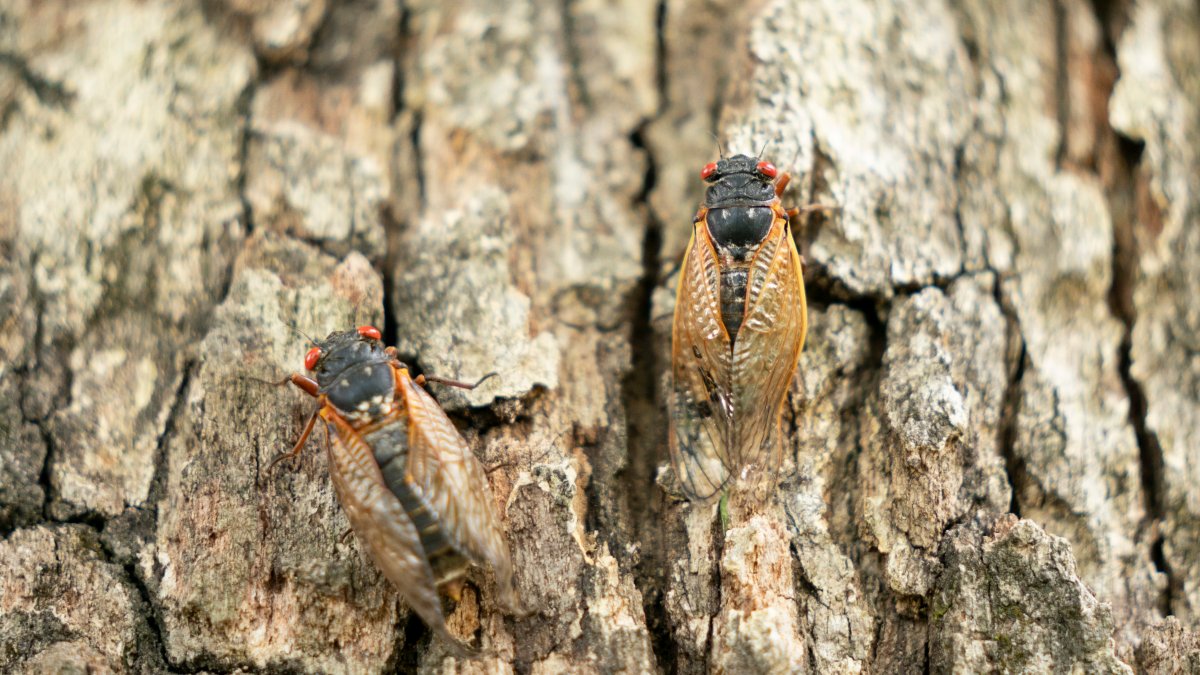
[1,0,1198,672]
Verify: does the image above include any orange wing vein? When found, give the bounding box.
[729,217,807,480]
[399,372,519,611]
[669,215,806,500]
[669,223,736,501]
[322,411,459,645]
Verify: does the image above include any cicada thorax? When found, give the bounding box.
[703,205,786,340]
[699,154,788,342]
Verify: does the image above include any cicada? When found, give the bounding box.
[277,325,519,652]
[669,154,808,501]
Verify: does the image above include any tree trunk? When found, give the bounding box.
[1,0,1197,672]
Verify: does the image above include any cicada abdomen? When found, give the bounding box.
[669,154,808,501]
[281,325,518,653]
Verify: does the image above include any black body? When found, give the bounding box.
[718,267,751,339]
[701,155,783,340]
[706,207,775,257]
[309,329,465,577]
[310,330,395,417]
[369,423,463,579]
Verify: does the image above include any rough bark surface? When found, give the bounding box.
[1,0,1197,673]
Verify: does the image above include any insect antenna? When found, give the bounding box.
[286,321,320,347]
[710,132,726,160]
[241,374,294,387]
[757,138,770,160]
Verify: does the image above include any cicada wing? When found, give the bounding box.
[730,217,807,481]
[669,223,736,501]
[322,412,471,652]
[399,373,519,611]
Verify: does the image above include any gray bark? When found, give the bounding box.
[1,0,1197,672]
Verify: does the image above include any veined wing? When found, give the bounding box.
[669,222,736,501]
[399,372,518,609]
[729,216,807,477]
[322,411,463,647]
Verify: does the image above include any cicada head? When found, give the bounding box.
[701,154,778,209]
[305,326,396,421]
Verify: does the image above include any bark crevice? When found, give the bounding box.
[994,277,1027,519]
[1084,0,1175,619]
[1108,130,1173,618]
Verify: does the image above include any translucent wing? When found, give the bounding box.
[669,223,736,501]
[399,372,519,610]
[322,411,466,648]
[729,217,807,477]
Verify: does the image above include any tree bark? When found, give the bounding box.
[1,0,1197,673]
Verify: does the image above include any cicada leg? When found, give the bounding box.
[247,372,324,396]
[268,374,327,471]
[775,172,792,197]
[380,347,497,390]
[417,371,498,390]
[289,373,320,397]
[244,375,295,387]
[269,405,323,471]
[786,203,839,220]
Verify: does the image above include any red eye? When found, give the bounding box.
[357,325,382,340]
[700,162,718,180]
[304,347,321,371]
[756,161,777,178]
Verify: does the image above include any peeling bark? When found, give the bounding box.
[2,0,1198,672]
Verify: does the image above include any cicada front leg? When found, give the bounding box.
[268,374,331,471]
